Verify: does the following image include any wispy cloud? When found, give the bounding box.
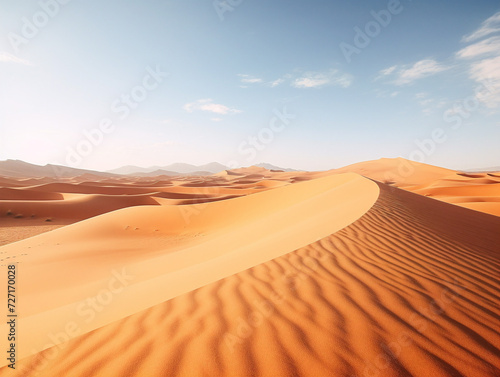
[469,56,500,108]
[458,12,500,108]
[461,11,500,43]
[374,90,399,98]
[183,99,242,115]
[292,69,352,89]
[456,36,500,59]
[237,70,351,89]
[269,78,285,87]
[266,73,292,88]
[396,59,449,85]
[379,65,397,77]
[237,74,263,84]
[0,51,32,65]
[378,59,450,85]
[412,92,448,115]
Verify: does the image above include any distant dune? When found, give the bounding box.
[329,158,500,216]
[0,158,498,377]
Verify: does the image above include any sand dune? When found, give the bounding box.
[0,159,499,377]
[331,157,454,187]
[0,173,282,245]
[0,188,63,201]
[0,221,68,247]
[330,159,500,216]
[19,182,160,195]
[414,183,500,197]
[0,173,378,368]
[0,177,23,188]
[2,180,498,377]
[0,194,160,222]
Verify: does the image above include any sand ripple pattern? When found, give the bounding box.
[3,183,500,377]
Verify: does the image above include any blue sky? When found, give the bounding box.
[0,0,499,171]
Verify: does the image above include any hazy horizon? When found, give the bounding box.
[2,156,500,175]
[1,0,499,172]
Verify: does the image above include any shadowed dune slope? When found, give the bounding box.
[0,194,160,221]
[4,182,500,377]
[0,188,64,201]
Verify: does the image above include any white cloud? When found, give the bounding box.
[0,51,32,65]
[183,99,242,115]
[456,36,500,59]
[379,65,397,76]
[237,70,351,89]
[267,74,292,88]
[374,65,398,81]
[293,76,329,88]
[377,59,449,85]
[237,74,263,84]
[462,12,500,43]
[469,56,500,108]
[395,59,449,85]
[415,95,448,115]
[458,12,500,108]
[292,69,352,89]
[376,12,500,110]
[269,78,285,87]
[211,117,223,122]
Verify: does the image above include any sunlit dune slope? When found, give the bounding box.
[331,157,454,187]
[0,173,378,366]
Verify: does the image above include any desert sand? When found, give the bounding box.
[331,158,500,216]
[0,158,498,377]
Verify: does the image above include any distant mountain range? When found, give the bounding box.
[107,162,228,175]
[0,160,296,178]
[107,162,296,176]
[0,160,117,179]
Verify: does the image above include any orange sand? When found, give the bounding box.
[0,158,498,377]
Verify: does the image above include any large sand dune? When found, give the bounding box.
[331,158,500,216]
[0,173,379,368]
[0,158,498,377]
[1,179,498,377]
